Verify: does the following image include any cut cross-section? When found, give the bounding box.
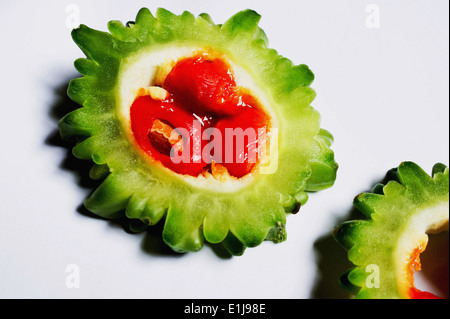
[333,162,449,298]
[59,8,338,254]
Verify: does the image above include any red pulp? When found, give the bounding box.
[130,54,271,178]
[407,246,443,299]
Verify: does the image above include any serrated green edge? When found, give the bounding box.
[333,162,449,298]
[59,8,338,255]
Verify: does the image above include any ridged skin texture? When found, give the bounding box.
[60,8,338,254]
[333,162,449,298]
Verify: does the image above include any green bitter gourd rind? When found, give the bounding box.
[59,8,338,255]
[333,162,449,298]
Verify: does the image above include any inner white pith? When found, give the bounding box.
[116,46,278,192]
[394,201,449,298]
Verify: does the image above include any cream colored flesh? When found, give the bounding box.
[394,201,449,298]
[116,45,278,192]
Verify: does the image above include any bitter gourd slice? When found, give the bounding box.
[333,162,449,298]
[59,8,338,255]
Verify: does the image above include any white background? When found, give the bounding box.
[0,0,448,299]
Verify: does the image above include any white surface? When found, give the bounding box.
[0,0,448,299]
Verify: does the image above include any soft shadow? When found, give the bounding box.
[310,172,393,299]
[45,76,182,257]
[310,207,361,299]
[46,76,233,259]
[45,75,100,191]
[139,222,185,257]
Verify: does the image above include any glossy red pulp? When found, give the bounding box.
[130,55,271,177]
